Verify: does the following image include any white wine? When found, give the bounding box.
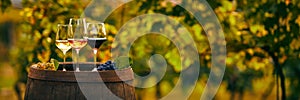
[55,40,71,54]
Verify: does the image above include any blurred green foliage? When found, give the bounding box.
[0,0,11,13]
[3,0,300,100]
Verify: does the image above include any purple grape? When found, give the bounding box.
[97,61,118,71]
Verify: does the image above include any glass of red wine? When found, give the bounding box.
[87,22,107,71]
[68,18,88,72]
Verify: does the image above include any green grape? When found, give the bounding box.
[36,62,57,71]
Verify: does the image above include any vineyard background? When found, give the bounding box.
[0,0,300,100]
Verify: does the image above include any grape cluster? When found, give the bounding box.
[35,59,59,71]
[97,61,117,71]
[36,62,56,70]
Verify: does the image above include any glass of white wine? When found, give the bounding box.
[68,18,88,72]
[87,22,107,71]
[55,24,72,71]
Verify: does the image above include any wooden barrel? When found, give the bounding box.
[24,63,136,100]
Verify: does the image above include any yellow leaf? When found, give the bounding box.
[159,81,172,96]
[290,39,300,50]
[295,15,300,26]
[226,57,233,66]
[247,48,254,56]
[250,24,260,33]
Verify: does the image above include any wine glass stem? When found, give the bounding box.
[63,51,67,71]
[93,49,98,71]
[75,49,80,71]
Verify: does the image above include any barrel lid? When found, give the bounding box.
[28,65,134,82]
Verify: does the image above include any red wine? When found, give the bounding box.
[87,38,107,48]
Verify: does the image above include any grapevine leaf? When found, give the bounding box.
[51,58,59,71]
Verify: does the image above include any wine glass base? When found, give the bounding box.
[92,68,98,72]
[75,68,80,72]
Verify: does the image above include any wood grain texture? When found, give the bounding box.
[24,65,136,100]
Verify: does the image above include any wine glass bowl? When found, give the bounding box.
[55,24,72,71]
[69,18,88,39]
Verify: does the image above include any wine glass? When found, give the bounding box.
[55,24,72,71]
[87,22,107,71]
[68,18,88,72]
